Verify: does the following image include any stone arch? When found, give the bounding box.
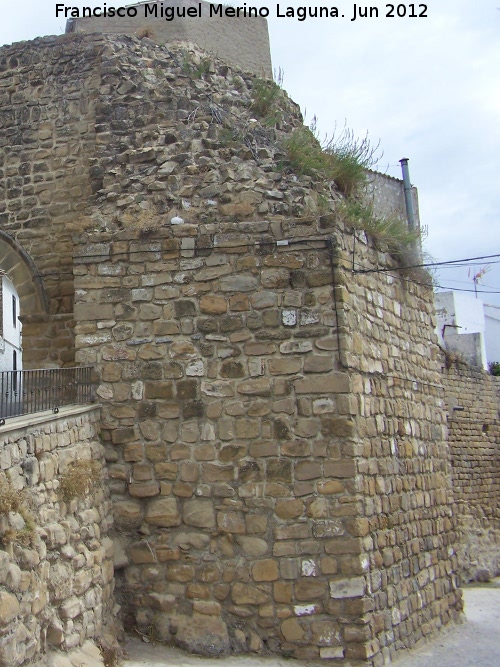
[0,230,49,318]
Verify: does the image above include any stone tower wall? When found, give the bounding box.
[70,40,464,650]
[0,32,466,665]
[72,219,462,664]
[0,35,103,367]
[67,0,273,77]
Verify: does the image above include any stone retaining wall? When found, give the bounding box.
[442,362,500,582]
[0,406,117,667]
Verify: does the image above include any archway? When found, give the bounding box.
[0,231,48,317]
[0,231,50,369]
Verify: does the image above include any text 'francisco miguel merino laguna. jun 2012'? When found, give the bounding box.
[55,3,429,22]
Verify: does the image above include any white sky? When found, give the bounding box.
[1,0,499,304]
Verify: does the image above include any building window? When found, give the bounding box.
[12,295,16,328]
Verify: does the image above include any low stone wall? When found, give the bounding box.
[442,362,500,582]
[0,406,117,667]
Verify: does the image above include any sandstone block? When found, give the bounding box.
[200,295,227,315]
[294,373,350,394]
[232,582,269,605]
[235,536,268,557]
[217,511,245,534]
[295,579,328,601]
[60,596,82,620]
[183,499,216,529]
[252,559,279,582]
[237,378,271,396]
[329,577,366,598]
[145,498,181,527]
[280,618,306,642]
[109,500,142,528]
[129,482,160,498]
[0,591,19,625]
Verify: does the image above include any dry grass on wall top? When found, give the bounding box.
[0,475,23,515]
[0,474,37,547]
[59,459,102,504]
[282,120,380,197]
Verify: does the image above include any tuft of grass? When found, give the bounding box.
[100,644,121,667]
[322,122,380,197]
[283,121,380,197]
[339,199,422,260]
[283,126,327,176]
[251,69,285,127]
[60,460,101,503]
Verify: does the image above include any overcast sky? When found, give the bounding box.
[1,0,499,304]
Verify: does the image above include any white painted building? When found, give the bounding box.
[0,275,22,372]
[434,291,487,369]
[434,291,500,369]
[484,304,500,364]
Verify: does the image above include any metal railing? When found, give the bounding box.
[0,366,94,422]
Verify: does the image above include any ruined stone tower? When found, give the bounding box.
[0,16,464,665]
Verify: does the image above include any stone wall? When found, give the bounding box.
[65,31,462,665]
[334,230,462,664]
[442,361,500,582]
[0,35,103,367]
[0,406,117,667]
[67,0,273,77]
[72,218,463,664]
[0,31,466,665]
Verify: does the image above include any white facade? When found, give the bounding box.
[434,291,488,369]
[0,275,22,372]
[484,304,500,364]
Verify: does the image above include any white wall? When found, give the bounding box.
[434,291,487,369]
[484,304,500,364]
[0,276,22,372]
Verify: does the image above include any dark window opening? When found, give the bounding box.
[12,295,17,329]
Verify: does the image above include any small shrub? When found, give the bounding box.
[136,25,157,40]
[489,361,500,377]
[121,208,161,238]
[0,477,37,547]
[100,644,121,667]
[0,477,23,515]
[3,524,36,548]
[60,460,101,503]
[182,53,212,79]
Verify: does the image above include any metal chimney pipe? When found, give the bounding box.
[399,158,416,232]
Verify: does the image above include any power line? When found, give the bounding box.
[352,252,500,275]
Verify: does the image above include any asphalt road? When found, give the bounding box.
[122,579,500,667]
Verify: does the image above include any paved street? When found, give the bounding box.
[122,578,500,667]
